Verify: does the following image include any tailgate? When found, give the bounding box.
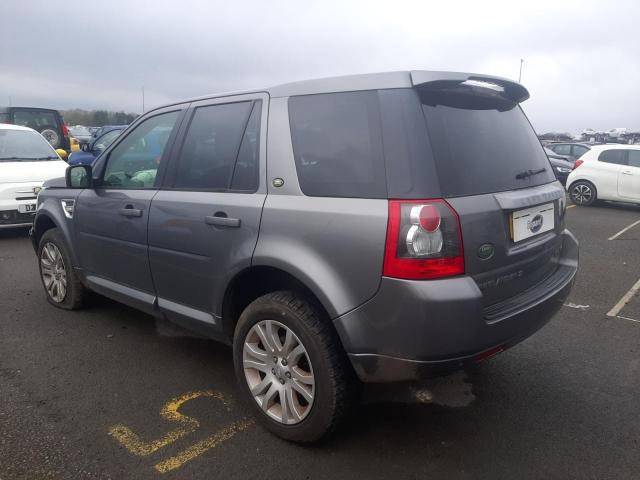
[447,182,567,307]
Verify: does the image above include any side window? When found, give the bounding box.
[598,149,627,165]
[627,150,640,168]
[288,91,386,198]
[102,110,180,188]
[93,130,121,153]
[13,110,57,129]
[173,101,254,190]
[552,144,571,155]
[231,102,262,191]
[572,145,589,158]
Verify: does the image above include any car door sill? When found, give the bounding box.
[85,274,157,316]
[157,297,217,326]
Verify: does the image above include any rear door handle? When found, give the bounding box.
[622,171,633,175]
[119,205,143,217]
[205,214,241,228]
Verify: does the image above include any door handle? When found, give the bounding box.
[119,205,143,217]
[621,171,633,175]
[205,213,241,228]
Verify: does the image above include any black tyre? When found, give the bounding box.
[38,125,61,148]
[38,228,86,309]
[233,291,355,443]
[569,180,597,206]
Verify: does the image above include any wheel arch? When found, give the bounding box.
[221,265,334,341]
[32,207,79,266]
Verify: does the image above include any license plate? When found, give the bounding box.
[18,203,37,213]
[511,202,555,242]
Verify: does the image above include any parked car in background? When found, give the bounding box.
[68,126,125,165]
[567,144,640,206]
[68,126,93,145]
[0,107,70,151]
[91,124,128,139]
[544,147,574,185]
[31,71,578,442]
[0,124,68,228]
[547,142,591,161]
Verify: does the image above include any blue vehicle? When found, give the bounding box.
[67,127,125,165]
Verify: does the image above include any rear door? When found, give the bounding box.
[74,107,184,312]
[148,93,268,328]
[618,149,640,201]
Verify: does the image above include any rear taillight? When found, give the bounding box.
[62,123,69,137]
[573,159,583,169]
[383,199,464,280]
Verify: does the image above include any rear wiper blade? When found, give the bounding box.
[515,168,546,180]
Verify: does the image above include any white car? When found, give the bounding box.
[566,144,640,206]
[0,124,68,228]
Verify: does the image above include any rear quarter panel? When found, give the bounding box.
[253,97,388,318]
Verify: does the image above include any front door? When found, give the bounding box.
[148,94,268,329]
[74,108,184,312]
[619,149,640,201]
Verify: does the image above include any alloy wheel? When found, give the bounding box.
[243,320,315,425]
[40,242,67,303]
[571,183,592,205]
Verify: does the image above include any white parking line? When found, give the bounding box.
[608,219,640,241]
[616,315,640,324]
[607,278,640,317]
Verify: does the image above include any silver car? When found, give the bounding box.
[32,71,578,442]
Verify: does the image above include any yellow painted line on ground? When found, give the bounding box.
[108,390,231,456]
[154,418,255,474]
[566,204,576,209]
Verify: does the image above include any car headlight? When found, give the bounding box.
[556,167,572,173]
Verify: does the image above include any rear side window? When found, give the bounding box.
[572,145,589,157]
[173,101,256,191]
[598,149,627,165]
[288,91,386,198]
[627,150,640,168]
[12,110,58,129]
[419,84,556,197]
[231,102,262,191]
[552,144,571,155]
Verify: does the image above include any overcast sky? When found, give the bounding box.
[2,0,638,134]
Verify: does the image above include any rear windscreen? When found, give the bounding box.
[419,85,555,197]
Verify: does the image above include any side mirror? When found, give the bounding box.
[81,143,90,152]
[66,164,93,188]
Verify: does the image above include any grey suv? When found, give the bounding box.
[31,71,578,442]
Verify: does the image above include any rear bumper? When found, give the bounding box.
[334,229,578,382]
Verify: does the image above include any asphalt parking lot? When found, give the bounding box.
[1,201,640,479]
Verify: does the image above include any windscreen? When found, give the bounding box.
[418,84,555,197]
[0,129,57,161]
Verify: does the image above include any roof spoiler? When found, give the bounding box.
[410,71,530,103]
